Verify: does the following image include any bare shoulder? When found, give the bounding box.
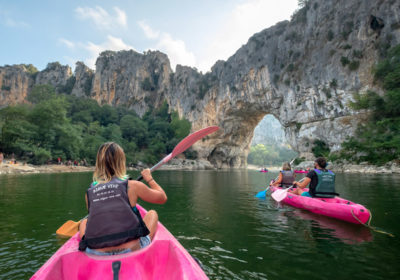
[128,180,146,191]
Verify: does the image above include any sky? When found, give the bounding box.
[0,0,298,73]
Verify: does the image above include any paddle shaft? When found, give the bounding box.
[136,155,170,181]
[136,126,218,181]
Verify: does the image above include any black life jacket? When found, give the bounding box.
[280,170,295,188]
[78,177,149,251]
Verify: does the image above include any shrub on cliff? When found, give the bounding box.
[341,45,400,164]
[312,140,330,157]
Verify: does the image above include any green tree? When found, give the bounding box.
[170,111,191,139]
[120,115,148,147]
[27,85,57,104]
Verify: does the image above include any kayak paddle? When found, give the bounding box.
[271,187,292,202]
[56,217,87,238]
[271,178,305,202]
[255,186,269,198]
[56,126,220,237]
[255,178,277,199]
[136,126,219,180]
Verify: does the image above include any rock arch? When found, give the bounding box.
[1,0,400,168]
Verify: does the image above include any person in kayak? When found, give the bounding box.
[271,162,295,188]
[78,142,167,255]
[289,157,337,198]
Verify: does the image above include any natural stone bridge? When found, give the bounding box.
[1,0,399,168]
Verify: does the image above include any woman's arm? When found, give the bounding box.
[272,173,283,185]
[128,169,167,206]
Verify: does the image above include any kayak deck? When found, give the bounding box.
[270,186,371,224]
[31,205,208,280]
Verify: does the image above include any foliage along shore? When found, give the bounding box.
[0,85,194,166]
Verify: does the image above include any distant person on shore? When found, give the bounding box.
[271,162,295,188]
[290,157,337,198]
[58,157,61,165]
[0,152,3,164]
[79,142,167,255]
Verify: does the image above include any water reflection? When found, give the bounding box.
[287,209,373,244]
[1,171,400,280]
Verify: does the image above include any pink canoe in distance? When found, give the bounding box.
[31,205,208,280]
[270,186,371,224]
[294,170,308,174]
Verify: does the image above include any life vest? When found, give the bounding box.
[280,170,295,188]
[313,169,338,198]
[78,177,149,251]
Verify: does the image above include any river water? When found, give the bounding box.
[0,170,399,279]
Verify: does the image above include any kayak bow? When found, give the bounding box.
[31,205,208,280]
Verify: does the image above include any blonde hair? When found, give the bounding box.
[282,162,291,171]
[93,142,127,183]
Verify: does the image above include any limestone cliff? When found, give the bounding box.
[0,64,34,105]
[1,0,400,168]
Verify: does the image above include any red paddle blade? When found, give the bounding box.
[170,126,219,158]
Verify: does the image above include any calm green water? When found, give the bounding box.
[1,170,400,279]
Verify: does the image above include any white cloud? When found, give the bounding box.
[83,35,135,68]
[114,7,127,27]
[138,21,196,70]
[156,33,196,70]
[137,0,297,72]
[59,38,75,49]
[138,21,159,39]
[75,6,127,30]
[197,0,298,72]
[0,10,29,28]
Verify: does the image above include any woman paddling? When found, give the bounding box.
[78,142,167,255]
[271,162,295,188]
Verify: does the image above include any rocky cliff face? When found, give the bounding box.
[0,64,35,105]
[1,0,400,168]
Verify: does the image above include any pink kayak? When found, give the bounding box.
[259,170,268,173]
[31,205,208,280]
[294,170,308,174]
[270,186,371,224]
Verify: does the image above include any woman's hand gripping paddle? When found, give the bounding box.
[56,126,219,237]
[136,126,219,180]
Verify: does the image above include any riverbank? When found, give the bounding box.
[0,163,94,175]
[0,158,216,175]
[295,161,400,174]
[2,160,400,175]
